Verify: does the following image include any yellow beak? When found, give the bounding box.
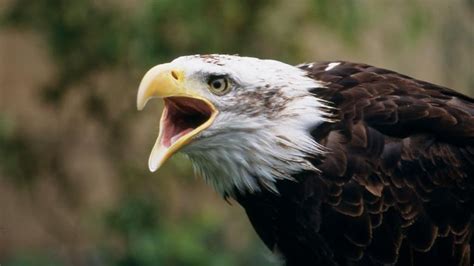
[137,64,218,172]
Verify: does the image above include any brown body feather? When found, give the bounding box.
[235,62,474,266]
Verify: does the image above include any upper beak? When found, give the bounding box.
[137,63,218,172]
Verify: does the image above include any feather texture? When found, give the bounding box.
[235,61,473,266]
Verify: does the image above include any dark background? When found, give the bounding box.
[0,1,472,265]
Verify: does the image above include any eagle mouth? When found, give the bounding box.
[161,97,214,147]
[136,64,219,172]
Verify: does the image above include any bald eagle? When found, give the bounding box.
[137,55,473,266]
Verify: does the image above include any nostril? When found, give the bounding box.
[171,70,179,80]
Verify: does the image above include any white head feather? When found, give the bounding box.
[166,55,333,196]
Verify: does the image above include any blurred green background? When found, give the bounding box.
[0,0,472,265]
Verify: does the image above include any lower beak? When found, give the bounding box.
[137,64,218,172]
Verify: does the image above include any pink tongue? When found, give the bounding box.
[170,128,194,145]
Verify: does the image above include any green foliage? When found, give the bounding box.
[4,0,124,103]
[102,197,273,266]
[0,115,38,185]
[311,0,364,44]
[3,0,271,104]
[5,253,64,266]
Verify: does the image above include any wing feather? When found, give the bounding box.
[305,61,474,265]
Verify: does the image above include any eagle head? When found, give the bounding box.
[137,54,331,195]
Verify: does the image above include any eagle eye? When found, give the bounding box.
[208,75,230,95]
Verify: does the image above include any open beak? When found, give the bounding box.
[137,64,218,172]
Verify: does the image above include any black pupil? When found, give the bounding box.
[213,80,223,89]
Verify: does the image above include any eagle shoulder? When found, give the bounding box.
[299,61,474,265]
